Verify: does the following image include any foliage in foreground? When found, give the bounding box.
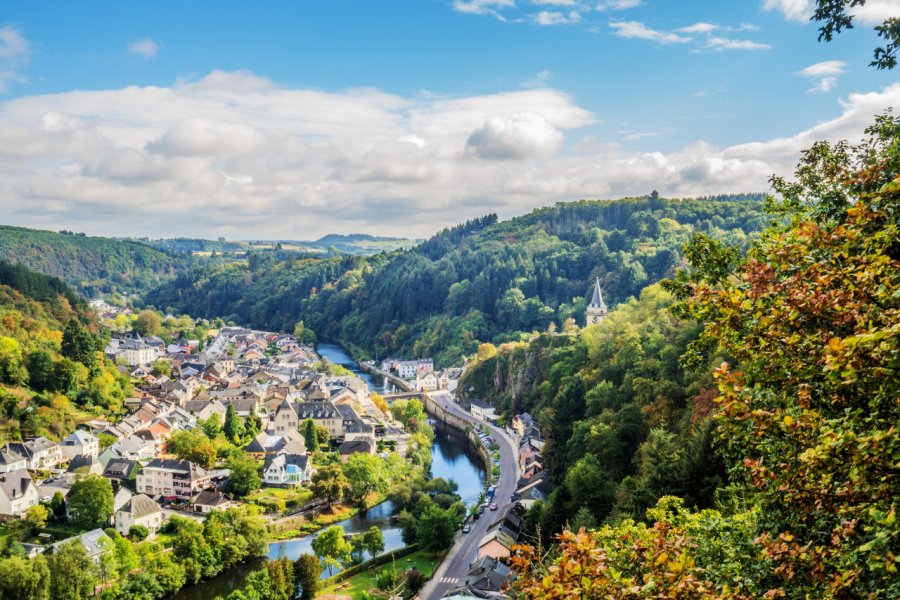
[513,114,900,598]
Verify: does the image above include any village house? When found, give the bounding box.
[49,529,111,564]
[7,437,62,470]
[274,399,346,439]
[115,494,164,537]
[0,469,38,516]
[0,446,27,473]
[60,430,99,460]
[262,451,314,486]
[193,489,234,513]
[137,458,210,501]
[469,399,496,421]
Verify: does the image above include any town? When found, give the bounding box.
[0,300,550,600]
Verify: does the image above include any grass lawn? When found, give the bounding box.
[246,486,314,513]
[320,549,445,598]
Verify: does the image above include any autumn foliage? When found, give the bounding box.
[513,115,900,599]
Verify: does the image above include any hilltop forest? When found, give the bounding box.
[145,193,767,365]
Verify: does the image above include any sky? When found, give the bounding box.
[0,0,898,240]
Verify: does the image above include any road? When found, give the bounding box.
[420,391,520,600]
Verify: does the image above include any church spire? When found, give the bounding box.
[586,277,608,325]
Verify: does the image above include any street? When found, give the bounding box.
[420,391,520,600]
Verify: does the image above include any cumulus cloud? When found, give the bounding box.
[764,0,900,24]
[466,112,564,159]
[797,59,846,93]
[533,10,582,25]
[453,0,515,18]
[705,36,770,50]
[595,0,642,9]
[128,38,159,58]
[609,20,692,43]
[0,70,896,239]
[0,25,30,93]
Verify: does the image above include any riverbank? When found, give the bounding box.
[318,547,444,598]
[268,492,386,541]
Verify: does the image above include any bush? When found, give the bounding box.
[129,525,149,541]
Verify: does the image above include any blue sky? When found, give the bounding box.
[0,0,897,238]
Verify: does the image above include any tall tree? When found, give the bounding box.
[342,452,388,503]
[224,402,244,442]
[48,541,97,600]
[66,474,114,528]
[227,455,261,497]
[294,553,321,600]
[0,555,50,600]
[133,309,162,337]
[813,0,899,69]
[61,320,97,369]
[415,504,456,554]
[302,418,318,452]
[310,464,350,506]
[311,525,352,576]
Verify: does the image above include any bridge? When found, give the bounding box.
[381,391,425,400]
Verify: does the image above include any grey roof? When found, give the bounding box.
[338,439,374,455]
[293,401,341,420]
[335,404,363,422]
[263,452,310,472]
[50,529,110,557]
[589,277,607,309]
[8,437,57,459]
[0,469,34,501]
[66,454,97,473]
[62,430,96,446]
[143,458,207,478]
[120,493,160,518]
[194,489,229,507]
[104,459,140,479]
[0,445,26,467]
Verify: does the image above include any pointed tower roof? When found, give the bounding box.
[589,277,606,309]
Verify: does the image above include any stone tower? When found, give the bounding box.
[585,277,608,325]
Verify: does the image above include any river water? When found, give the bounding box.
[171,343,485,600]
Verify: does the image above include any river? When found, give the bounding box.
[170,343,485,600]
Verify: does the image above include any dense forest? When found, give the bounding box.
[0,260,132,442]
[507,114,900,598]
[0,225,186,297]
[146,193,767,365]
[460,283,722,536]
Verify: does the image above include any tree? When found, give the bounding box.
[315,426,330,448]
[23,504,48,532]
[224,402,244,442]
[667,113,900,597]
[342,452,388,503]
[128,525,149,541]
[294,553,321,600]
[48,540,97,600]
[812,0,899,69]
[26,350,54,391]
[363,525,385,558]
[97,432,117,451]
[311,525,352,576]
[415,504,456,554]
[50,492,66,521]
[61,319,97,369]
[302,418,318,451]
[227,455,261,497]
[66,475,113,528]
[151,359,171,377]
[133,309,162,337]
[199,413,222,438]
[310,464,350,506]
[0,337,27,386]
[0,554,51,600]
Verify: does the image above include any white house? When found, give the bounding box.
[60,431,99,460]
[0,469,38,516]
[7,437,62,470]
[49,529,111,564]
[0,446,27,473]
[416,371,438,392]
[470,399,496,421]
[115,494,164,537]
[262,451,314,486]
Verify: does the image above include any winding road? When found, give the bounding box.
[420,391,520,600]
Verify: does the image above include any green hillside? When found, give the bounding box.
[145,193,767,365]
[0,225,185,297]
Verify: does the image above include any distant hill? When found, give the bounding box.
[145,193,767,365]
[304,233,419,254]
[131,233,419,257]
[0,225,185,297]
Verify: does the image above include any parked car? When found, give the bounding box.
[463,524,471,534]
[490,502,498,511]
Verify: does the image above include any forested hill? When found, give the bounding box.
[145,193,766,365]
[0,225,185,297]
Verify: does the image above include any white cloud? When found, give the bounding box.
[466,112,564,159]
[797,59,846,93]
[128,38,159,58]
[705,36,771,50]
[453,0,516,18]
[609,21,692,43]
[533,10,582,25]
[0,70,896,239]
[678,22,719,34]
[531,0,578,5]
[762,0,813,21]
[595,0,642,10]
[764,0,900,24]
[0,25,30,93]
